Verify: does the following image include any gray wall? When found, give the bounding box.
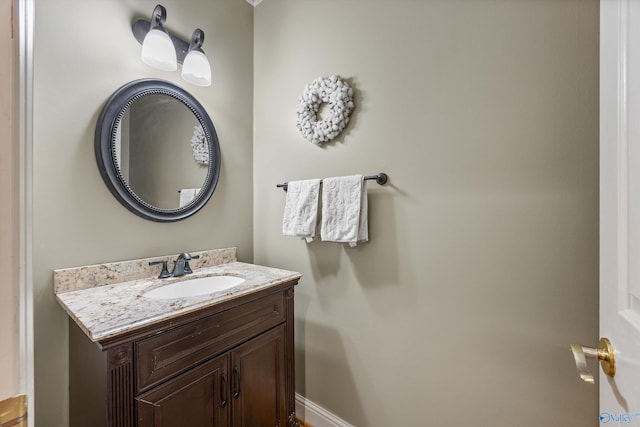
[253,0,599,425]
[32,1,253,425]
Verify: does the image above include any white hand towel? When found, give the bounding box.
[282,179,321,243]
[320,175,368,247]
[179,188,200,207]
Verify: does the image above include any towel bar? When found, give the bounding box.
[276,173,388,191]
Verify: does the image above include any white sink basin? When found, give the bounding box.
[144,275,245,299]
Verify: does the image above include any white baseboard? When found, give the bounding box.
[295,393,354,427]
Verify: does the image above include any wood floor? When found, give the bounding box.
[297,418,313,427]
[0,395,27,427]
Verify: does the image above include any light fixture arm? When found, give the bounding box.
[149,5,167,31]
[188,29,206,54]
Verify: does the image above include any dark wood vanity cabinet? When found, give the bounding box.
[136,325,286,427]
[229,325,287,426]
[137,354,229,427]
[69,281,299,427]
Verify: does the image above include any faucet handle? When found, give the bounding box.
[149,260,172,278]
[184,255,200,274]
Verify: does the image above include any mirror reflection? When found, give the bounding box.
[114,94,209,210]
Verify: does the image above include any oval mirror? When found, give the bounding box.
[95,79,221,222]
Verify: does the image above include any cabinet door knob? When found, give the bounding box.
[233,366,241,399]
[221,373,228,408]
[569,337,616,383]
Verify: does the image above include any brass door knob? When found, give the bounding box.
[569,337,615,383]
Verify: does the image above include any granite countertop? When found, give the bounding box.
[55,251,301,342]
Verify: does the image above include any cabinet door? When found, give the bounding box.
[137,354,230,427]
[231,325,286,427]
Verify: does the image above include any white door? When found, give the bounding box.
[598,0,640,424]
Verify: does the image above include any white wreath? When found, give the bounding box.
[296,75,354,145]
[190,124,209,165]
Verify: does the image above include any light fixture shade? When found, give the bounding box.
[181,50,211,87]
[141,28,177,71]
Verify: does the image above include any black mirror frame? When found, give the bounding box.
[95,79,221,222]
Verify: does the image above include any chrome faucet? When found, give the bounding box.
[170,252,200,277]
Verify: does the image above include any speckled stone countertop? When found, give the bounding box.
[54,248,301,342]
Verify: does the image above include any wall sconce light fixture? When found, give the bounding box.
[182,29,212,87]
[132,4,212,87]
